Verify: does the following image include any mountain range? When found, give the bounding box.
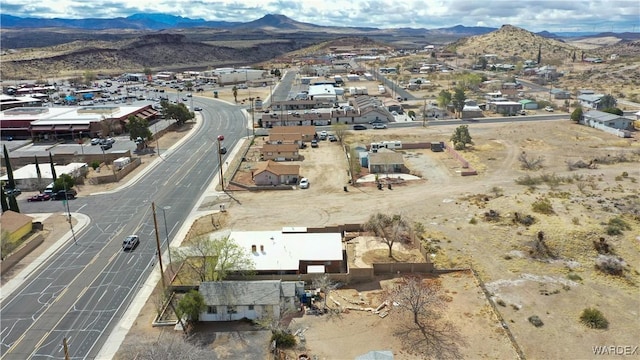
[2,13,636,40]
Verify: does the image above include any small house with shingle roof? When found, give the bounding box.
[368,148,406,174]
[0,210,33,242]
[198,280,304,321]
[269,125,316,142]
[268,132,302,145]
[253,160,300,186]
[581,110,633,137]
[260,143,300,161]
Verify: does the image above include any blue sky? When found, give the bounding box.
[2,0,638,33]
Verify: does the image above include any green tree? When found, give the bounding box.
[83,71,96,86]
[572,51,576,62]
[537,45,542,65]
[364,213,411,258]
[570,107,583,123]
[450,125,473,150]
[49,152,57,181]
[2,145,16,190]
[7,193,19,213]
[599,94,616,109]
[602,107,623,116]
[174,235,254,282]
[143,67,152,79]
[126,115,152,142]
[478,57,488,70]
[176,290,205,328]
[53,174,75,192]
[160,101,194,126]
[1,183,8,212]
[437,90,452,109]
[184,81,194,92]
[35,156,43,192]
[232,86,238,103]
[451,88,467,118]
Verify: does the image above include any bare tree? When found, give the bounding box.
[364,212,411,258]
[331,123,347,144]
[312,274,339,311]
[173,235,254,282]
[518,151,544,170]
[388,275,466,359]
[122,331,211,360]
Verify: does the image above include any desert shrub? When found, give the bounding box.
[528,315,544,327]
[469,217,477,224]
[593,237,612,254]
[271,330,296,348]
[515,174,542,186]
[605,216,630,235]
[513,212,535,226]
[567,273,582,281]
[532,198,554,215]
[622,171,629,177]
[496,299,506,307]
[518,151,545,170]
[595,254,626,276]
[483,209,500,221]
[580,308,609,329]
[571,217,580,225]
[90,160,100,169]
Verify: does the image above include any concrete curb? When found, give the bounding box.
[0,212,91,301]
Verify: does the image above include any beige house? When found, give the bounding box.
[268,132,302,145]
[368,149,406,174]
[260,143,300,161]
[269,125,316,142]
[0,211,33,242]
[253,160,300,186]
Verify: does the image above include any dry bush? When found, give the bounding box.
[518,151,544,170]
[595,254,626,276]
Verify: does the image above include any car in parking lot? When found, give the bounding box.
[544,106,554,112]
[353,124,367,131]
[328,135,337,142]
[101,143,112,150]
[311,139,319,148]
[4,188,22,197]
[122,235,140,251]
[299,178,309,189]
[53,189,77,200]
[373,123,387,129]
[27,193,51,202]
[91,138,101,145]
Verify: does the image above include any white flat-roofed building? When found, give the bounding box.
[226,229,344,274]
[0,162,88,191]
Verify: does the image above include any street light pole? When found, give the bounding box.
[151,202,166,289]
[248,97,254,138]
[161,206,173,273]
[217,135,225,190]
[79,131,84,155]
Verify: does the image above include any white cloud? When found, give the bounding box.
[2,0,638,33]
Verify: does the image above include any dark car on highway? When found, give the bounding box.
[53,189,77,200]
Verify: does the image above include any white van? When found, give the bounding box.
[43,182,55,195]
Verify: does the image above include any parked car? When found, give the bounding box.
[101,143,112,150]
[122,235,140,251]
[328,135,337,142]
[353,124,367,131]
[519,110,527,115]
[544,106,554,112]
[373,123,387,129]
[53,189,77,200]
[311,139,319,148]
[299,178,309,189]
[91,138,101,145]
[105,137,115,144]
[4,188,22,196]
[28,193,51,202]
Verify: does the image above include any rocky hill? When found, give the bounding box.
[448,24,579,63]
[0,34,304,79]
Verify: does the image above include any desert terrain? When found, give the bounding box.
[108,98,640,359]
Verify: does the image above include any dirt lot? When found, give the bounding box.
[101,112,639,358]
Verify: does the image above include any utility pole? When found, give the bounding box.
[248,97,255,138]
[217,135,225,190]
[152,202,166,289]
[63,337,70,360]
[63,179,78,245]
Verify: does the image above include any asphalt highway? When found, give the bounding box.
[0,98,246,359]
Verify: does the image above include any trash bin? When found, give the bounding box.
[213,91,218,98]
